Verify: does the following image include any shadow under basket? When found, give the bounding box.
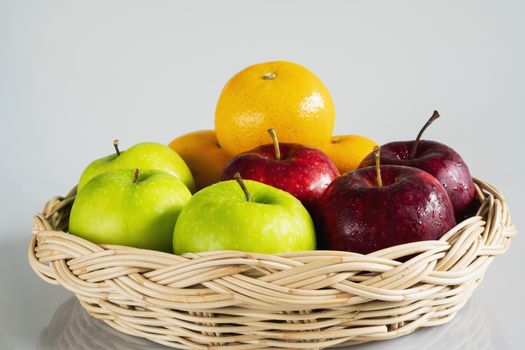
[29,179,516,349]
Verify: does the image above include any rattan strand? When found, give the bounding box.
[29,179,516,349]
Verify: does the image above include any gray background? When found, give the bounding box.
[1,0,524,349]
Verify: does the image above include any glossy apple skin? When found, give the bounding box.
[222,143,339,211]
[173,179,316,254]
[318,165,456,254]
[70,169,191,252]
[360,140,476,221]
[78,142,195,193]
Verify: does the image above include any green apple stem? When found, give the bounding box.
[113,139,121,156]
[374,146,383,188]
[409,110,440,159]
[133,169,140,184]
[234,172,251,202]
[267,128,281,160]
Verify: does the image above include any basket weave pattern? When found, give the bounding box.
[29,179,516,349]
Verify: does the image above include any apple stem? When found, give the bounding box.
[113,139,121,156]
[234,172,251,202]
[267,128,281,160]
[374,146,383,188]
[409,110,440,159]
[133,169,140,184]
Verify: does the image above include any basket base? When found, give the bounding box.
[38,293,500,350]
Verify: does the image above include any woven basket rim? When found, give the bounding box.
[28,177,517,349]
[30,178,513,257]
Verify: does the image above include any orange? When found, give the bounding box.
[324,135,378,174]
[169,130,232,190]
[215,61,335,155]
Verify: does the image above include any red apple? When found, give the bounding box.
[222,128,339,211]
[359,111,477,220]
[318,147,456,254]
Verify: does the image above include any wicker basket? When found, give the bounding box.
[29,179,516,349]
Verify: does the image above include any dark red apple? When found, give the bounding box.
[222,128,339,211]
[359,111,477,221]
[318,147,456,254]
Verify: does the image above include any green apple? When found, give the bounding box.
[69,169,191,252]
[173,176,316,254]
[77,141,195,192]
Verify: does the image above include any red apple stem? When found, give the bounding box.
[267,128,281,160]
[234,173,251,202]
[113,139,121,156]
[374,146,383,188]
[409,110,440,159]
[133,168,140,184]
